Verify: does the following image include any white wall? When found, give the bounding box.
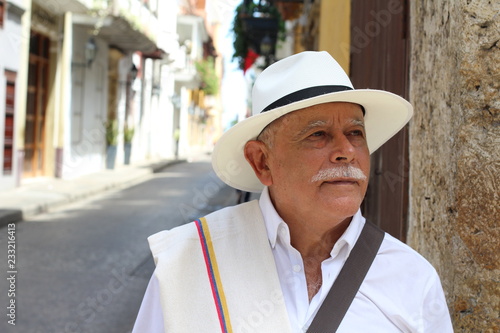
[0,1,25,190]
[155,62,176,159]
[132,56,152,163]
[114,54,133,167]
[61,25,108,179]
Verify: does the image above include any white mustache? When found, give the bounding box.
[310,165,367,183]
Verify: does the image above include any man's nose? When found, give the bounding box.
[329,133,355,163]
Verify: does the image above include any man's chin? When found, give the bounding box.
[320,196,363,216]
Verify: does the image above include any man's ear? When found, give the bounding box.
[244,140,273,186]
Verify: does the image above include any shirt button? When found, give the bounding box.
[293,265,302,272]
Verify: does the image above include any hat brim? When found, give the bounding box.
[212,89,413,192]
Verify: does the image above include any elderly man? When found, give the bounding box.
[133,51,453,332]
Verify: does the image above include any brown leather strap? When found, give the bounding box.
[307,221,385,333]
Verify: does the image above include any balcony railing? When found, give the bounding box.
[90,0,159,44]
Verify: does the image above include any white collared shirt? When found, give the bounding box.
[259,186,365,331]
[133,187,453,332]
[258,187,453,332]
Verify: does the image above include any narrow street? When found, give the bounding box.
[0,158,238,333]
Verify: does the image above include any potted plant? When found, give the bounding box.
[105,119,118,169]
[123,125,134,165]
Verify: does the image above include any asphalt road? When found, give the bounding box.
[0,159,238,333]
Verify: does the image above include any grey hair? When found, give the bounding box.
[256,116,285,148]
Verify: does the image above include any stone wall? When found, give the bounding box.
[408,1,499,332]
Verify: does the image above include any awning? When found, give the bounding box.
[97,16,157,53]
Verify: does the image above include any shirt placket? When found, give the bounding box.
[278,224,310,329]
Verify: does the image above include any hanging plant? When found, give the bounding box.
[195,56,219,96]
[231,0,286,70]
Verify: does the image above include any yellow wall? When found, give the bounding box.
[43,39,58,176]
[319,0,351,74]
[14,0,33,149]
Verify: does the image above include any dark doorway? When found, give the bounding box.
[350,0,410,241]
[24,31,50,177]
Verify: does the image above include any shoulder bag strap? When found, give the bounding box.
[307,220,385,333]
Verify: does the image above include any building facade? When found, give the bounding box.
[0,0,28,190]
[0,0,222,190]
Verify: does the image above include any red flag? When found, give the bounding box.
[243,49,259,74]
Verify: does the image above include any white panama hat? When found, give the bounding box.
[212,51,413,192]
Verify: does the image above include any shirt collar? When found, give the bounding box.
[259,186,365,256]
[259,187,285,248]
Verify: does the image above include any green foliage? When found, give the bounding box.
[195,56,219,96]
[105,119,118,146]
[231,1,286,70]
[232,3,252,70]
[124,126,135,143]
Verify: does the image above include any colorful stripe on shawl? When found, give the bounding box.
[195,217,233,333]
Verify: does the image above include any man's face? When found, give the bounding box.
[260,102,370,226]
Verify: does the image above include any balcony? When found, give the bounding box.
[94,0,159,52]
[32,0,91,14]
[66,0,160,53]
[173,15,209,88]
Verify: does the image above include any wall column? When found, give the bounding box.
[14,0,33,185]
[54,12,72,177]
[409,1,499,330]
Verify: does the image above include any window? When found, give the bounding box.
[0,0,6,28]
[4,70,16,175]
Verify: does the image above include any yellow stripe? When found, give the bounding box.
[200,217,233,333]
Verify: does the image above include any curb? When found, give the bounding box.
[0,159,185,228]
[0,209,22,227]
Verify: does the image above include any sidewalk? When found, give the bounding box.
[0,158,185,227]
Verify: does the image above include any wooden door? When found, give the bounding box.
[24,31,50,177]
[350,0,410,241]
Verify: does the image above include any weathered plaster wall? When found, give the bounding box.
[409,1,499,331]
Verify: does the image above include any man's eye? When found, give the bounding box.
[310,131,325,137]
[350,130,364,136]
